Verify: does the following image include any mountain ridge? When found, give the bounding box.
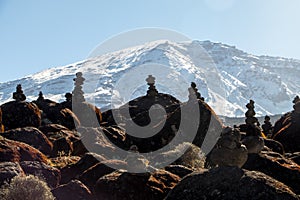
[0,40,299,117]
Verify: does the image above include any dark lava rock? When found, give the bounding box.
[79,160,127,191]
[33,99,80,130]
[94,169,180,200]
[1,101,41,130]
[243,150,300,194]
[0,162,24,186]
[1,127,53,155]
[0,136,49,164]
[286,152,300,165]
[51,136,73,157]
[164,165,194,178]
[60,152,106,184]
[102,93,223,154]
[272,111,300,153]
[20,161,61,189]
[263,138,285,155]
[166,166,299,200]
[52,180,94,200]
[69,102,102,127]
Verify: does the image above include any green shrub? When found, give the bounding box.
[0,175,55,200]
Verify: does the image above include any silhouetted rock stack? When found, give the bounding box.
[262,115,273,137]
[65,72,102,127]
[188,82,204,101]
[37,91,45,102]
[272,97,300,152]
[146,75,158,97]
[209,127,248,168]
[12,84,26,102]
[73,72,86,103]
[60,93,73,111]
[242,125,264,153]
[1,85,41,130]
[293,95,300,105]
[245,99,259,126]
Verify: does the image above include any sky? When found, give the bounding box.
[1,0,300,83]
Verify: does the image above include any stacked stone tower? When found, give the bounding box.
[146,75,158,97]
[12,84,26,102]
[73,72,86,103]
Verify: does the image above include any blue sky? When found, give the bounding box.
[1,0,300,82]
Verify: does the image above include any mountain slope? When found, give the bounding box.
[0,40,299,117]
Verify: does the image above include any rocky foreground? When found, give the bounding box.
[0,74,300,200]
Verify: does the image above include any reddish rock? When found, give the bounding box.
[68,102,102,127]
[243,150,300,194]
[52,180,94,200]
[272,111,300,152]
[1,127,53,155]
[60,152,106,184]
[0,162,24,186]
[1,101,41,130]
[76,127,116,158]
[20,161,61,189]
[51,137,73,157]
[0,108,4,133]
[0,137,49,164]
[94,169,180,200]
[79,160,127,191]
[166,166,298,200]
[164,165,193,178]
[39,124,78,142]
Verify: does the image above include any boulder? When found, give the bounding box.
[286,152,300,165]
[39,124,78,142]
[209,127,248,168]
[263,138,285,155]
[52,180,94,200]
[1,101,41,130]
[0,137,49,164]
[60,152,106,184]
[76,127,116,159]
[243,150,300,194]
[79,160,127,191]
[242,136,264,154]
[166,166,299,200]
[1,127,53,155]
[0,108,4,132]
[20,161,61,189]
[0,162,24,186]
[51,137,73,157]
[94,169,180,200]
[272,111,300,153]
[102,93,223,154]
[164,165,194,178]
[69,102,102,127]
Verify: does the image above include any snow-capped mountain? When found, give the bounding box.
[0,40,299,117]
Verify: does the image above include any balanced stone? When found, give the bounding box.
[146,75,158,97]
[12,84,26,102]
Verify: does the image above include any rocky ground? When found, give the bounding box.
[0,81,300,200]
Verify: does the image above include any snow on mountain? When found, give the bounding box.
[0,40,299,117]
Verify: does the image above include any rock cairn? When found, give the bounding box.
[210,127,248,168]
[73,72,85,103]
[245,99,259,126]
[188,82,204,101]
[293,95,300,113]
[37,91,45,102]
[12,84,26,102]
[262,115,273,137]
[146,75,158,97]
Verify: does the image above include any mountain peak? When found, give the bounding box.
[0,40,299,117]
